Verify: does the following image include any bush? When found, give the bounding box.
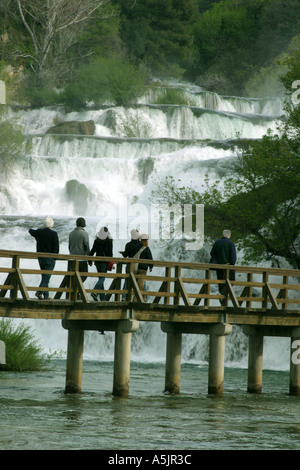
[60,55,147,107]
[0,318,48,371]
[153,88,194,105]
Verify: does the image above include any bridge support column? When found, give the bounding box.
[65,329,84,394]
[165,331,182,394]
[243,326,263,393]
[112,319,139,397]
[290,332,300,396]
[161,322,232,396]
[113,330,132,397]
[62,319,139,396]
[208,324,232,396]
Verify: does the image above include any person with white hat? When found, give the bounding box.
[29,217,59,299]
[89,226,113,301]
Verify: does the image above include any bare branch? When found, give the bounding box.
[16,0,112,80]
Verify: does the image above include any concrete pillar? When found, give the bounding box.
[164,331,182,394]
[208,333,225,396]
[290,337,300,396]
[113,331,132,397]
[208,323,232,396]
[65,329,84,393]
[247,331,263,394]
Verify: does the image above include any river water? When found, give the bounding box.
[1,81,299,451]
[1,359,300,451]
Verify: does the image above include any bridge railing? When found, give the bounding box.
[0,250,299,311]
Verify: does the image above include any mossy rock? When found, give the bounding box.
[47,120,95,135]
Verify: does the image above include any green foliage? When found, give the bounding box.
[1,0,300,102]
[115,0,198,77]
[280,35,300,93]
[0,318,48,371]
[192,0,263,93]
[16,78,61,107]
[116,111,152,138]
[59,55,147,107]
[192,0,300,95]
[0,108,27,180]
[153,88,196,106]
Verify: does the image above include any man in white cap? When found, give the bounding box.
[119,228,143,258]
[29,217,59,299]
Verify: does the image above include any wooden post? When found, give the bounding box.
[290,337,300,396]
[246,328,263,394]
[113,330,132,397]
[65,329,84,393]
[164,331,182,394]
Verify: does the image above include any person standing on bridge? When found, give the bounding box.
[210,229,236,296]
[68,217,90,284]
[29,217,59,299]
[89,226,113,301]
[119,228,143,301]
[137,233,153,301]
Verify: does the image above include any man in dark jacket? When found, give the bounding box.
[120,228,143,258]
[210,229,236,295]
[119,229,143,300]
[29,217,59,299]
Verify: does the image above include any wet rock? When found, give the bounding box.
[65,179,89,215]
[47,120,95,135]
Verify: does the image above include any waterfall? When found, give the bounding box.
[0,82,290,369]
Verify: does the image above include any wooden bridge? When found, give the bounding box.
[0,249,300,397]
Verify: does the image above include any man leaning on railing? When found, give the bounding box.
[29,217,59,299]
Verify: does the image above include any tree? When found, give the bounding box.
[16,0,113,84]
[59,54,146,107]
[115,0,199,77]
[192,0,263,92]
[152,107,300,268]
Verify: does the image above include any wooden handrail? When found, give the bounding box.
[0,249,299,312]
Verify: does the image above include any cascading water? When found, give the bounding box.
[0,82,291,369]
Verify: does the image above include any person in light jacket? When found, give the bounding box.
[68,217,90,282]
